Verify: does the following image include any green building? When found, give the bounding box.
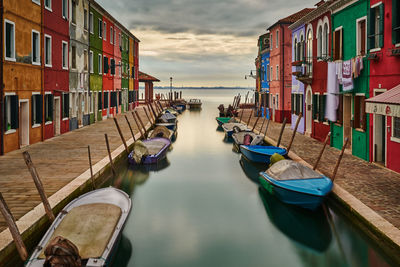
[330,0,370,161]
[89,5,103,123]
[121,31,130,112]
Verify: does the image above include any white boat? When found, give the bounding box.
[188,99,202,109]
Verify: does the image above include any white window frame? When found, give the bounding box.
[44,91,53,125]
[110,26,113,44]
[356,16,367,56]
[84,9,88,31]
[391,117,400,143]
[276,30,279,48]
[44,34,52,67]
[4,20,16,62]
[62,0,68,19]
[276,65,279,81]
[32,92,41,128]
[89,12,93,34]
[98,54,102,74]
[270,35,273,51]
[62,41,68,70]
[98,19,102,39]
[4,92,17,134]
[119,61,121,77]
[89,50,93,73]
[114,30,116,46]
[103,22,106,41]
[31,30,40,65]
[71,44,77,70]
[270,66,273,80]
[45,0,52,11]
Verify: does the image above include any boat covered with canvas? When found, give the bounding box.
[232,131,264,146]
[157,113,177,123]
[259,160,333,210]
[148,125,176,141]
[26,187,131,267]
[155,121,177,131]
[221,122,250,137]
[128,137,171,165]
[240,145,287,163]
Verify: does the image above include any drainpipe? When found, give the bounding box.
[0,0,4,155]
[88,1,91,124]
[281,24,285,122]
[41,0,45,141]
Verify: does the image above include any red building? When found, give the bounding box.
[113,26,122,113]
[133,39,140,108]
[43,0,70,139]
[101,15,114,118]
[268,8,314,123]
[366,0,400,173]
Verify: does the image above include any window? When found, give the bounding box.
[45,0,51,10]
[31,94,43,126]
[71,0,76,24]
[299,35,304,61]
[62,0,67,19]
[119,61,121,77]
[336,94,343,125]
[368,3,384,50]
[5,20,15,61]
[317,26,322,58]
[323,23,329,57]
[4,95,18,131]
[45,94,53,122]
[84,50,88,71]
[84,9,88,30]
[110,27,113,44]
[119,33,121,48]
[353,95,366,130]
[111,59,115,75]
[89,51,93,73]
[45,35,52,66]
[104,92,109,109]
[114,30,116,46]
[313,94,327,122]
[270,35,273,51]
[333,28,343,60]
[293,37,298,61]
[98,19,102,38]
[270,66,273,81]
[276,65,279,81]
[62,93,69,118]
[70,92,76,117]
[98,54,102,74]
[276,30,279,48]
[306,29,313,75]
[89,12,93,33]
[98,91,102,110]
[103,22,106,40]
[357,18,367,56]
[89,92,94,113]
[62,41,68,69]
[71,45,76,69]
[291,94,303,115]
[32,30,40,65]
[393,118,400,138]
[111,92,117,108]
[393,0,400,44]
[103,56,108,74]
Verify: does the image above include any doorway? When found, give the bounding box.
[374,114,386,164]
[305,86,312,135]
[78,92,83,127]
[19,99,29,147]
[343,95,352,149]
[54,97,61,136]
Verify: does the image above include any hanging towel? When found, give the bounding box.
[326,62,339,122]
[336,62,343,84]
[342,60,353,91]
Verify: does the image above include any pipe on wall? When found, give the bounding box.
[0,0,4,155]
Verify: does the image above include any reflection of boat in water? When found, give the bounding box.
[111,235,132,267]
[239,156,265,184]
[258,187,332,253]
[132,157,171,172]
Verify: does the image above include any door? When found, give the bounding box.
[78,92,83,126]
[19,100,29,147]
[54,97,61,136]
[343,95,352,149]
[374,114,386,164]
[305,87,312,134]
[272,96,276,122]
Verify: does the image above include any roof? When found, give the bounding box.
[268,8,315,30]
[366,84,400,105]
[289,1,333,30]
[139,71,160,82]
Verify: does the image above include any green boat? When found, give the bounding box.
[216,117,235,127]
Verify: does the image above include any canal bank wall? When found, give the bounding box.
[238,110,400,264]
[0,106,158,266]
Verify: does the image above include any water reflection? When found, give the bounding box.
[112,235,132,267]
[239,155,265,184]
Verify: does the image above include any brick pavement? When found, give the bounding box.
[240,109,400,229]
[0,106,153,232]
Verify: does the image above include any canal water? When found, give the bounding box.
[111,89,394,267]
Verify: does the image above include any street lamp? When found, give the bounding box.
[244,70,257,80]
[170,77,173,100]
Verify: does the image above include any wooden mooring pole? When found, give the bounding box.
[22,151,55,222]
[313,132,331,170]
[251,113,261,132]
[146,104,155,122]
[124,115,136,141]
[104,134,116,177]
[332,137,349,182]
[287,113,302,153]
[132,111,144,139]
[143,106,153,124]
[134,110,147,137]
[239,108,245,122]
[87,145,95,189]
[113,118,128,153]
[264,117,270,137]
[246,108,254,126]
[148,103,157,119]
[276,117,287,148]
[0,193,28,261]
[259,116,266,133]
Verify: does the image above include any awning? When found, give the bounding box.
[139,71,160,82]
[366,84,400,117]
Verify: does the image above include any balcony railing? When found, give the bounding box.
[293,58,313,84]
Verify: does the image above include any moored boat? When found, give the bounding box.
[221,122,250,137]
[240,145,287,163]
[128,137,171,165]
[26,187,131,267]
[216,117,236,127]
[155,122,177,131]
[259,160,333,210]
[157,113,177,123]
[232,131,264,146]
[188,99,202,109]
[148,125,176,141]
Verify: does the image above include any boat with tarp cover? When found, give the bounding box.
[128,137,171,165]
[216,117,235,127]
[25,187,131,267]
[259,160,333,210]
[232,131,264,147]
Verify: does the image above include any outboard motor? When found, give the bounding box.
[243,134,253,146]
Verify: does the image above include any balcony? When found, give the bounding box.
[293,59,313,84]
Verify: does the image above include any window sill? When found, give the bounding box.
[323,122,329,125]
[45,121,53,125]
[354,128,365,133]
[370,47,381,53]
[62,67,68,70]
[5,57,16,62]
[32,0,40,6]
[45,64,52,68]
[5,129,16,135]
[32,123,41,129]
[396,43,400,48]
[32,61,41,66]
[45,6,52,12]
[62,118,69,121]
[390,136,400,143]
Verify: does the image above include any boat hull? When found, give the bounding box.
[128,137,171,165]
[240,145,287,163]
[155,122,177,130]
[216,117,232,127]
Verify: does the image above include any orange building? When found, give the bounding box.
[3,0,43,153]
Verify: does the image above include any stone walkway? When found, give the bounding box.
[239,109,400,230]
[0,106,154,232]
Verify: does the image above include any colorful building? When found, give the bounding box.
[113,25,122,115]
[258,33,270,117]
[365,0,400,172]
[3,0,43,153]
[330,0,370,161]
[101,13,114,118]
[267,8,314,123]
[121,30,130,113]
[129,36,140,110]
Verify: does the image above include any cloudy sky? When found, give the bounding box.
[97,0,313,87]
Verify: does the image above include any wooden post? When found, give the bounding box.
[313,132,331,170]
[239,108,244,122]
[146,104,155,122]
[251,113,261,132]
[244,91,249,104]
[180,91,182,99]
[264,118,270,137]
[134,109,147,137]
[287,113,302,153]
[143,106,152,124]
[87,145,95,190]
[154,102,161,114]
[276,117,287,147]
[332,137,349,181]
[132,111,144,138]
[0,193,28,261]
[104,134,116,177]
[236,95,241,109]
[124,115,136,141]
[22,151,55,222]
[246,108,253,126]
[259,116,266,133]
[149,103,158,118]
[113,118,128,153]
[157,101,164,111]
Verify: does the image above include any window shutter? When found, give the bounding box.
[332,30,336,60]
[4,97,7,131]
[38,95,43,124]
[65,94,70,118]
[49,95,54,121]
[31,95,35,125]
[300,94,303,115]
[319,95,323,121]
[361,96,366,130]
[379,3,384,48]
[12,95,19,129]
[312,94,317,120]
[339,29,343,60]
[368,7,375,50]
[393,0,399,44]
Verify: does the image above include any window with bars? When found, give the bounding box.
[291,94,303,115]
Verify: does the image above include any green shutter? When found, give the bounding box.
[379,3,384,48]
[368,7,375,50]
[393,0,399,44]
[312,94,317,120]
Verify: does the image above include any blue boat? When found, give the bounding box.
[259,160,333,210]
[240,145,287,163]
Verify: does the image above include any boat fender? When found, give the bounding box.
[269,153,285,167]
[243,134,253,146]
[44,236,82,267]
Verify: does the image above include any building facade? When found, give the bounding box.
[121,30,130,113]
[259,33,270,117]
